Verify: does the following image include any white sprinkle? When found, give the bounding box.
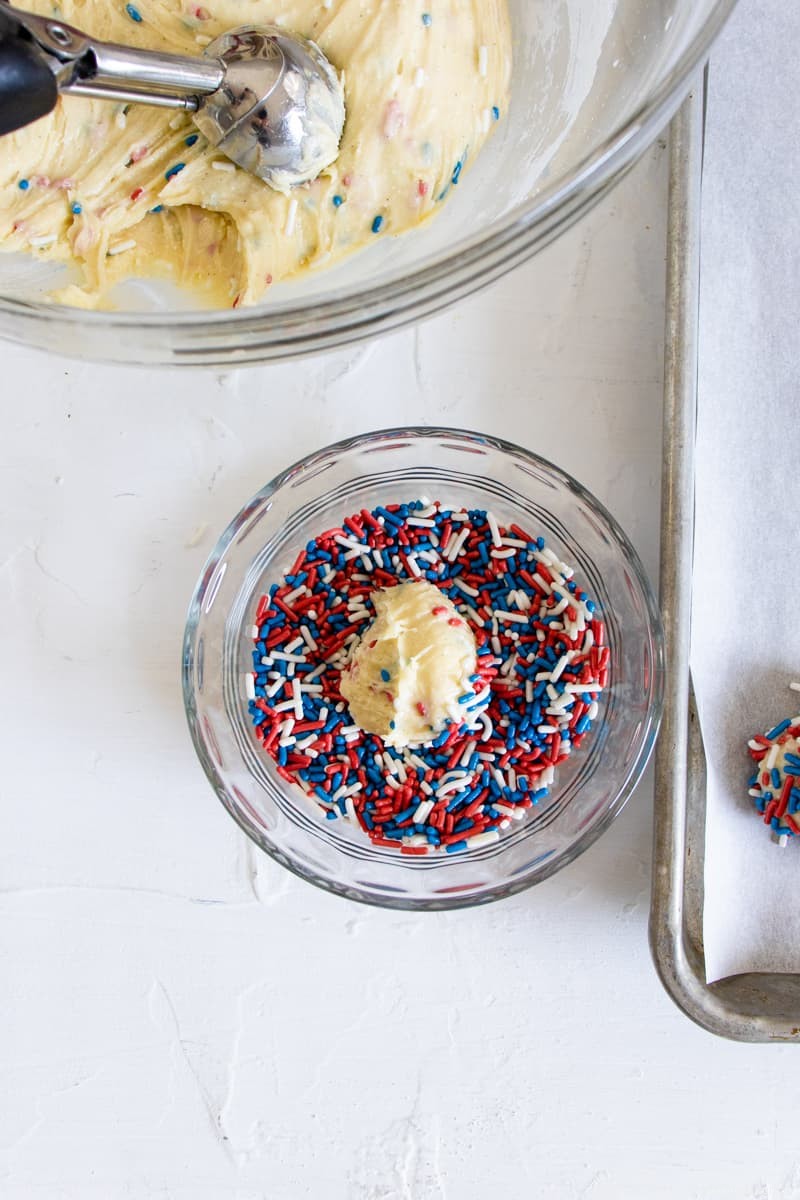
[777,833,789,848]
[420,780,433,796]
[491,636,502,656]
[492,768,507,791]
[790,682,800,693]
[532,572,552,595]
[115,111,127,130]
[502,537,528,549]
[406,552,422,578]
[538,724,559,735]
[550,652,575,683]
[284,635,305,654]
[588,701,599,720]
[450,511,469,522]
[348,609,370,623]
[493,610,528,624]
[291,677,304,720]
[266,678,285,699]
[108,238,137,256]
[491,547,517,560]
[765,743,780,771]
[478,44,488,77]
[446,528,470,562]
[564,681,601,694]
[244,673,255,700]
[385,775,402,790]
[493,803,516,817]
[212,160,236,172]
[285,197,298,237]
[454,578,479,598]
[169,114,185,129]
[436,774,472,797]
[29,234,57,248]
[300,626,318,652]
[748,787,762,798]
[414,67,425,88]
[270,650,306,664]
[486,511,502,547]
[407,517,435,527]
[414,799,435,824]
[467,829,500,850]
[284,585,308,606]
[250,625,260,639]
[459,739,478,768]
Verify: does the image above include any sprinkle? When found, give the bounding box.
[451,159,463,185]
[422,12,432,25]
[332,194,344,207]
[371,214,384,234]
[125,3,142,20]
[212,160,235,172]
[492,105,501,121]
[165,162,186,181]
[71,202,82,215]
[185,133,199,146]
[248,500,605,856]
[107,238,137,256]
[746,683,800,841]
[17,179,29,191]
[149,205,163,213]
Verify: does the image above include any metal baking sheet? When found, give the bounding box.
[648,82,800,1042]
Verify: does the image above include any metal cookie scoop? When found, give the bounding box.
[0,3,345,189]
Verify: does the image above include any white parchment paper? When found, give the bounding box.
[693,0,800,982]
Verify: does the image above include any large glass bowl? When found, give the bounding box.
[0,0,735,365]
[182,428,664,909]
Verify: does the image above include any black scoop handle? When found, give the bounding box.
[0,12,58,136]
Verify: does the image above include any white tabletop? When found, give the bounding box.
[2,133,796,1200]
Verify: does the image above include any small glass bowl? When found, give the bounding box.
[182,428,664,909]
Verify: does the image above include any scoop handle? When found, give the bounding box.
[0,21,57,134]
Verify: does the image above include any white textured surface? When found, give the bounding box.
[693,0,800,982]
[2,142,799,1200]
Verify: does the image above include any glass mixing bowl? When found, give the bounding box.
[0,0,735,365]
[182,428,664,909]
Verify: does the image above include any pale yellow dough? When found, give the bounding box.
[0,0,511,308]
[340,580,478,749]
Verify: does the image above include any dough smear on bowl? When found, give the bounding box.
[0,0,511,309]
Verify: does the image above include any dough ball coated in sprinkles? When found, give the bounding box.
[247,500,609,855]
[746,683,800,845]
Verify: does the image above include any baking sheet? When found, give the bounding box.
[692,0,800,983]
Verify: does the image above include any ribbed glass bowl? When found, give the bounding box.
[182,427,664,909]
[0,0,736,365]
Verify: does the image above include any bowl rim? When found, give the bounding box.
[182,425,666,909]
[0,1,737,361]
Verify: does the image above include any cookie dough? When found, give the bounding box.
[747,695,800,843]
[0,0,511,308]
[341,580,478,749]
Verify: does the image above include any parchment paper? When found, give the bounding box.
[692,0,800,982]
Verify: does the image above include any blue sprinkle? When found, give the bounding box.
[371,214,384,233]
[492,105,500,121]
[771,767,782,790]
[445,840,468,854]
[185,133,199,147]
[389,720,396,730]
[149,205,163,213]
[766,718,791,740]
[332,194,344,207]
[17,178,29,191]
[422,12,432,25]
[451,160,463,185]
[165,162,185,181]
[71,202,82,215]
[125,3,142,20]
[380,669,391,682]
